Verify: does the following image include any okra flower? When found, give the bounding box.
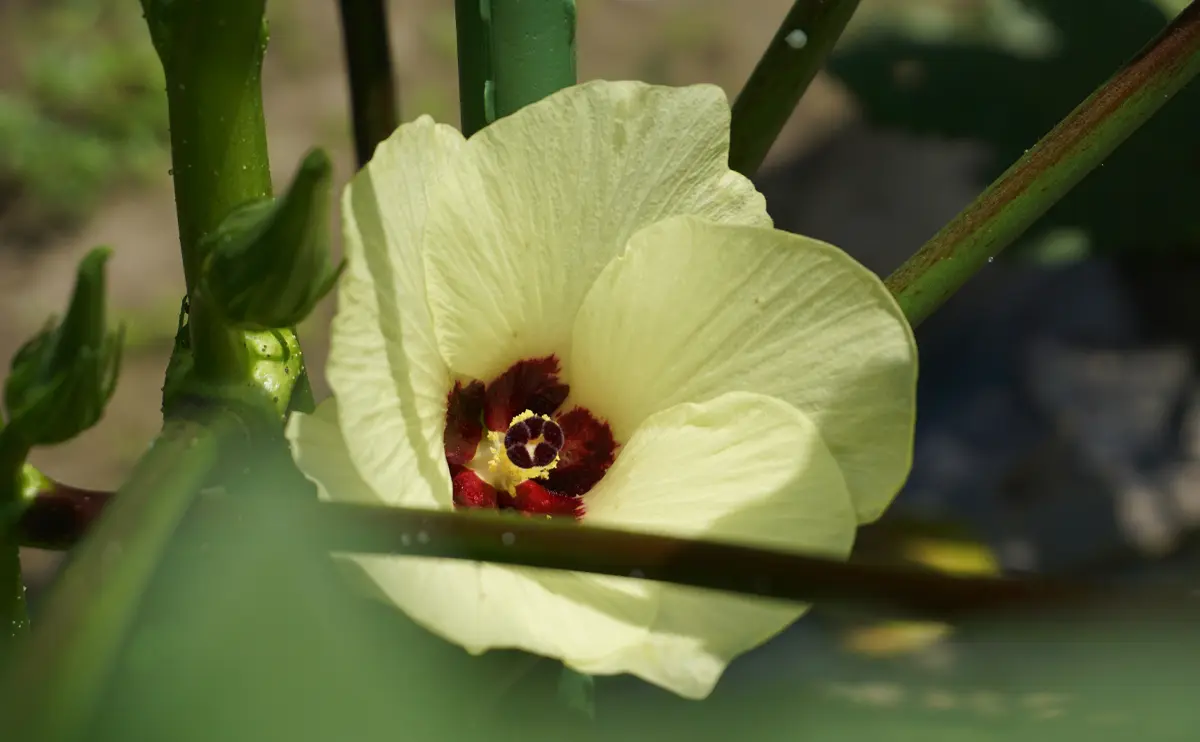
[287,81,917,699]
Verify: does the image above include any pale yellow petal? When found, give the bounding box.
[350,558,653,665]
[576,392,857,698]
[293,392,849,700]
[582,392,855,554]
[422,80,770,382]
[569,216,917,523]
[285,397,382,505]
[329,117,464,509]
[287,400,647,662]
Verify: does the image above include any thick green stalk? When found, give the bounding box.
[729,0,861,176]
[886,1,1200,326]
[148,0,273,287]
[0,432,31,657]
[457,0,576,135]
[149,0,272,383]
[141,0,315,415]
[337,0,400,165]
[0,416,233,742]
[489,0,577,120]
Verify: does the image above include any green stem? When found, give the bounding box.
[337,0,400,165]
[729,0,861,176]
[153,1,273,287]
[142,0,314,413]
[0,416,234,742]
[154,0,272,383]
[12,487,1200,621]
[454,0,493,136]
[885,0,1200,326]
[454,1,577,135]
[0,431,31,657]
[297,500,1083,620]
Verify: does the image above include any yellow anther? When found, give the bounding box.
[473,410,560,495]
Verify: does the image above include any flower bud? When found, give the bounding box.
[4,248,123,446]
[199,148,344,330]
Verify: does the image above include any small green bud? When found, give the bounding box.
[199,148,345,331]
[3,248,123,447]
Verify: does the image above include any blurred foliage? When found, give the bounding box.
[5,431,1197,742]
[14,446,1200,741]
[833,0,1200,257]
[0,0,167,243]
[608,600,1200,742]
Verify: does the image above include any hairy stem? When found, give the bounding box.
[886,0,1200,326]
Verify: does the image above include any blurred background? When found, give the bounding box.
[3,0,1200,708]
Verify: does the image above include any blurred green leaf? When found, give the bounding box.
[559,667,596,720]
[7,435,1200,740]
[1,422,550,742]
[831,0,1200,256]
[579,596,1200,742]
[0,418,226,742]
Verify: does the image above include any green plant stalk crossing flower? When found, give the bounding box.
[0,416,235,742]
[275,500,1097,619]
[455,0,577,135]
[729,0,862,176]
[886,0,1200,326]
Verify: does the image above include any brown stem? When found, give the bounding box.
[886,1,1200,325]
[17,482,113,551]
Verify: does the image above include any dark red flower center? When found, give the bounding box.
[442,356,616,519]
